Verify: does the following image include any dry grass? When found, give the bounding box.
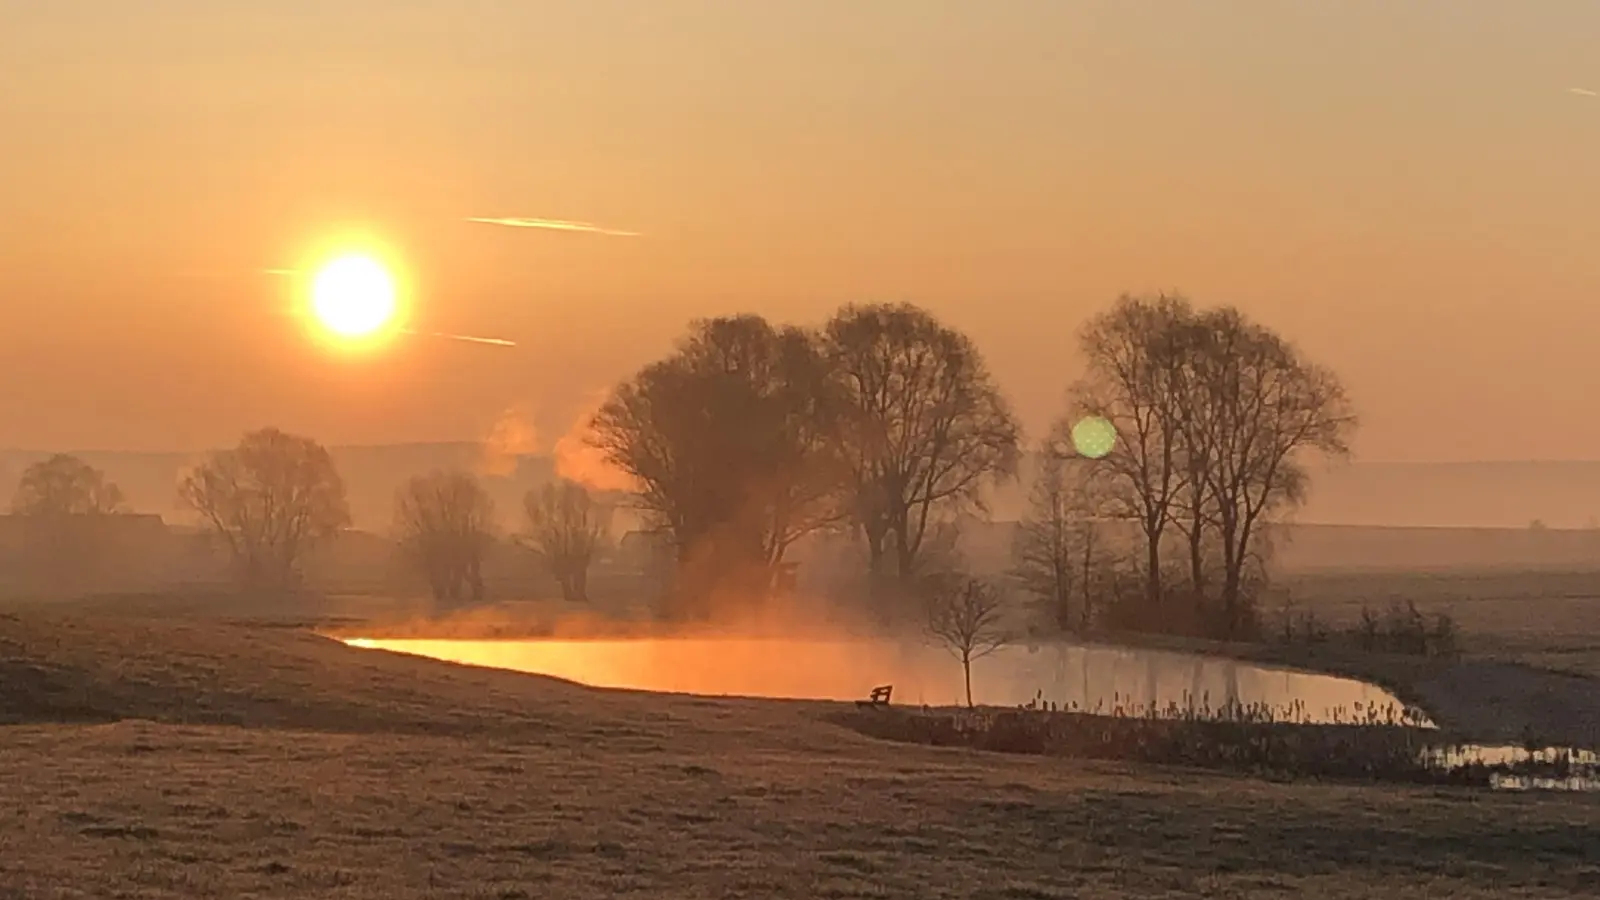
[3,611,1599,898]
[1279,570,1600,678]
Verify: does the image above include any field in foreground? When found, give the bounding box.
[3,611,1599,899]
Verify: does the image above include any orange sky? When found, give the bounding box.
[2,2,1597,462]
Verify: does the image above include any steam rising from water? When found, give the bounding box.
[480,405,541,477]
[550,393,635,491]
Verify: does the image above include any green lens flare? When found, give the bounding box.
[1071,416,1116,459]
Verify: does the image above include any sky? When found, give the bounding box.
[1,1,1597,462]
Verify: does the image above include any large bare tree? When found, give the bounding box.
[1011,435,1122,634]
[394,470,497,612]
[1188,308,1355,635]
[924,572,1012,708]
[589,315,847,617]
[824,302,1021,594]
[1166,314,1225,602]
[521,478,611,604]
[1070,293,1195,614]
[178,428,351,595]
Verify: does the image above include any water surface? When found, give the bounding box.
[347,636,1421,725]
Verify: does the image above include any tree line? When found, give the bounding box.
[3,436,610,612]
[589,295,1354,637]
[1013,295,1354,638]
[588,304,1022,621]
[5,292,1354,639]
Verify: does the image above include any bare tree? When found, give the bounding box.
[924,573,1012,707]
[178,428,351,595]
[1011,436,1122,633]
[394,470,497,612]
[1063,296,1357,638]
[521,478,611,604]
[11,454,127,517]
[825,302,1021,597]
[589,315,847,617]
[1189,308,1355,636]
[1070,294,1194,615]
[1166,316,1224,603]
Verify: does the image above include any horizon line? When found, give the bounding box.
[4,443,1600,468]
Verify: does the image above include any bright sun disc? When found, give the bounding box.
[310,254,397,339]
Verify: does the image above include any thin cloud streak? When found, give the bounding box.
[401,328,518,348]
[1569,87,1597,97]
[465,217,640,237]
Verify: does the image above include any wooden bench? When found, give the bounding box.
[855,685,892,709]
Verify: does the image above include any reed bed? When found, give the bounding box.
[835,694,1600,789]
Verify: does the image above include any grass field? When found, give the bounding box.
[1275,569,1600,680]
[3,607,1599,898]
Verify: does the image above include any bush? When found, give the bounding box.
[1277,600,1459,658]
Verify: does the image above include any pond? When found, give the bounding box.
[343,635,1425,726]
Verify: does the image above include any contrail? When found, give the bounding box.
[465,217,640,237]
[1569,87,1597,97]
[401,328,517,348]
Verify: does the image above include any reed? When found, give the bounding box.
[835,697,1598,789]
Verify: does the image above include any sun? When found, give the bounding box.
[309,254,398,340]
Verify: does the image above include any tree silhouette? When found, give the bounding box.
[924,572,1012,708]
[1070,293,1194,615]
[825,302,1021,603]
[589,315,847,617]
[521,479,610,604]
[1063,296,1356,637]
[1011,433,1122,633]
[178,428,351,596]
[394,469,497,612]
[11,454,127,518]
[10,454,129,584]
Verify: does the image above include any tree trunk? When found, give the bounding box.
[894,519,916,582]
[863,524,887,576]
[1054,577,1071,632]
[1187,526,1206,599]
[1218,520,1242,638]
[1144,530,1163,611]
[862,522,894,622]
[963,652,974,708]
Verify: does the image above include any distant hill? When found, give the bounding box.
[4,445,1600,532]
[1293,461,1600,530]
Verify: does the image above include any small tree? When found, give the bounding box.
[12,454,127,518]
[394,470,497,612]
[1011,436,1124,633]
[178,428,351,595]
[924,573,1012,707]
[10,454,129,582]
[521,479,611,604]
